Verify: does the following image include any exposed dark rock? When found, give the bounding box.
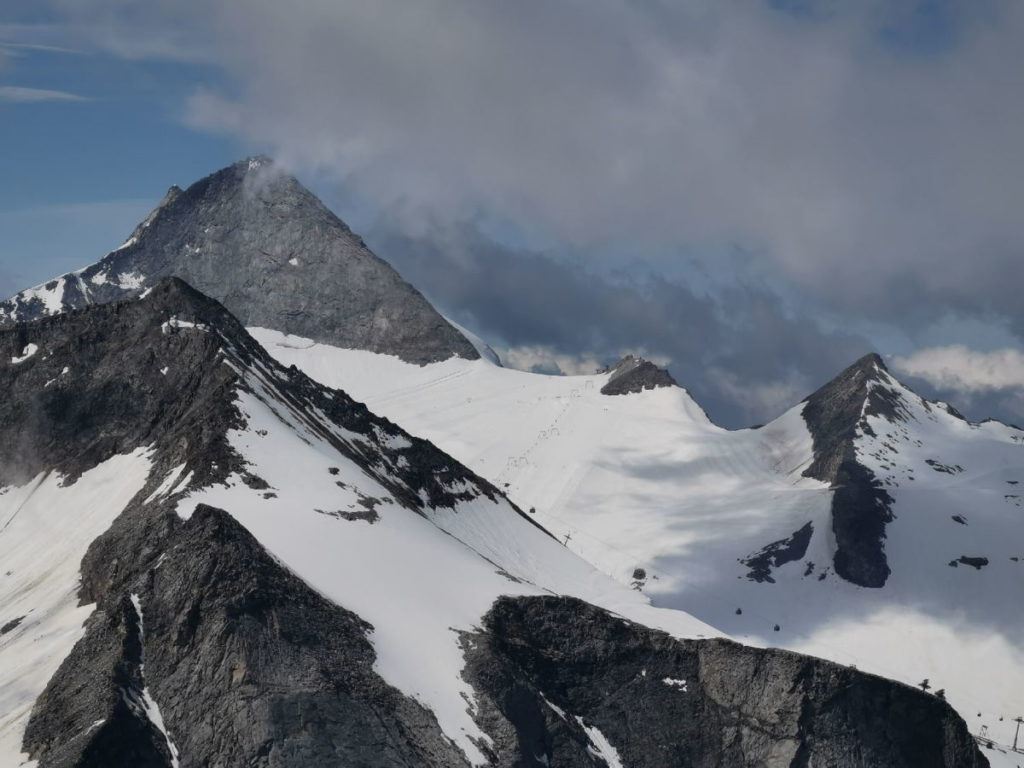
[0,158,477,365]
[801,353,900,588]
[740,521,814,583]
[600,355,678,395]
[25,504,469,768]
[802,354,897,483]
[462,595,987,768]
[0,616,24,635]
[949,556,989,570]
[926,459,964,474]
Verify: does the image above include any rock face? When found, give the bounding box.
[0,157,478,365]
[464,596,986,768]
[25,504,467,768]
[600,354,678,395]
[740,522,814,583]
[0,285,988,767]
[800,353,901,588]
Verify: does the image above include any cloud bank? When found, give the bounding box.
[893,346,1024,393]
[27,0,1024,425]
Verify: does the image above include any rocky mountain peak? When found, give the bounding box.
[0,159,479,365]
[798,352,917,589]
[600,354,678,396]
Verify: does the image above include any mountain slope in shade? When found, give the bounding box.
[253,327,1024,758]
[0,281,982,767]
[0,157,477,365]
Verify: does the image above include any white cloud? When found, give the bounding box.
[498,345,607,377]
[85,1,1018,327]
[892,345,1024,393]
[0,85,87,102]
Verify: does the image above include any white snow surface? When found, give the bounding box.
[0,450,152,768]
[14,279,66,317]
[575,717,625,768]
[10,345,38,365]
[251,327,1024,750]
[175,343,714,765]
[127,594,181,768]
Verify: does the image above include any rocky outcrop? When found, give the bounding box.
[464,595,987,768]
[600,355,678,395]
[740,521,814,583]
[0,157,477,365]
[801,353,901,588]
[25,504,468,768]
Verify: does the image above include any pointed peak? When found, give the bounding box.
[600,355,678,396]
[799,352,914,485]
[854,351,887,372]
[830,352,889,384]
[804,352,896,406]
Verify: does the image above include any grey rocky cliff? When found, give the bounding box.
[26,504,469,768]
[799,353,903,588]
[600,354,678,395]
[0,157,478,365]
[463,595,987,768]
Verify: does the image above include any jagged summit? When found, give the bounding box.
[600,354,678,396]
[0,158,479,365]
[801,352,904,484]
[793,352,910,588]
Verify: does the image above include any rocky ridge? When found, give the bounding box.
[600,354,678,396]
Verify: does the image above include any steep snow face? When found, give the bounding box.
[0,450,152,768]
[253,327,1024,750]
[173,334,715,765]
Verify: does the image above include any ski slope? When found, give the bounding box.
[169,328,717,765]
[253,327,1024,751]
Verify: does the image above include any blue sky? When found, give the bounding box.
[2,1,1023,427]
[0,28,239,287]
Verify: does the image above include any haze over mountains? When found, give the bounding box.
[0,159,1020,767]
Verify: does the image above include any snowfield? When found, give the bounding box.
[0,451,152,768]
[252,327,1024,751]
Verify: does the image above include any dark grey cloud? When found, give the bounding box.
[368,221,870,427]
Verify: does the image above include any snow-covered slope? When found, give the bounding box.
[254,327,1024,752]
[0,451,152,767]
